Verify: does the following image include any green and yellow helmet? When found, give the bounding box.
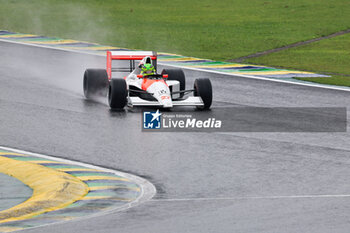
[141,64,156,76]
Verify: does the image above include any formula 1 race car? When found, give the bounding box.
[83,51,212,110]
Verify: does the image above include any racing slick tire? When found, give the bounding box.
[83,69,109,99]
[108,79,127,109]
[194,78,212,110]
[161,69,186,98]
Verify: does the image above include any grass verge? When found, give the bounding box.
[246,33,350,86]
[0,0,349,61]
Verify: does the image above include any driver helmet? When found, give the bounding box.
[141,63,156,76]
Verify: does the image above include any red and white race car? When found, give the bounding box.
[83,51,212,110]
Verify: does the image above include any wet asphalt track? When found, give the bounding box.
[0,173,32,212]
[1,41,350,233]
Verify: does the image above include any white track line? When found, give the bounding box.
[151,194,350,202]
[1,38,350,93]
[0,146,156,232]
[158,62,350,92]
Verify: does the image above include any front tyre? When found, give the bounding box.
[194,78,212,110]
[83,69,109,99]
[108,79,127,109]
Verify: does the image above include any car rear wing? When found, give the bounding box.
[106,51,157,80]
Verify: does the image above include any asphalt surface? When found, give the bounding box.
[0,173,32,212]
[1,41,350,233]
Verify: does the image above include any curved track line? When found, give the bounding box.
[159,62,350,92]
[151,194,350,202]
[0,155,88,224]
[0,146,156,232]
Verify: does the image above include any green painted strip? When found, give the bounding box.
[66,202,84,208]
[236,68,284,72]
[87,182,139,188]
[44,212,86,218]
[53,44,107,48]
[68,201,118,207]
[45,165,87,169]
[21,37,61,42]
[1,33,26,36]
[10,157,50,161]
[171,62,215,66]
[84,192,113,197]
[71,172,123,178]
[187,61,229,65]
[84,45,111,47]
[158,55,186,59]
[205,69,236,73]
[160,62,200,66]
[204,68,285,73]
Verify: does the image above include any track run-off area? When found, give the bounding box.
[0,39,350,232]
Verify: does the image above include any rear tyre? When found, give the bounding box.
[108,79,127,109]
[83,69,109,99]
[161,69,186,98]
[194,78,212,110]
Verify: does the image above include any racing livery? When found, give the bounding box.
[83,51,212,110]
